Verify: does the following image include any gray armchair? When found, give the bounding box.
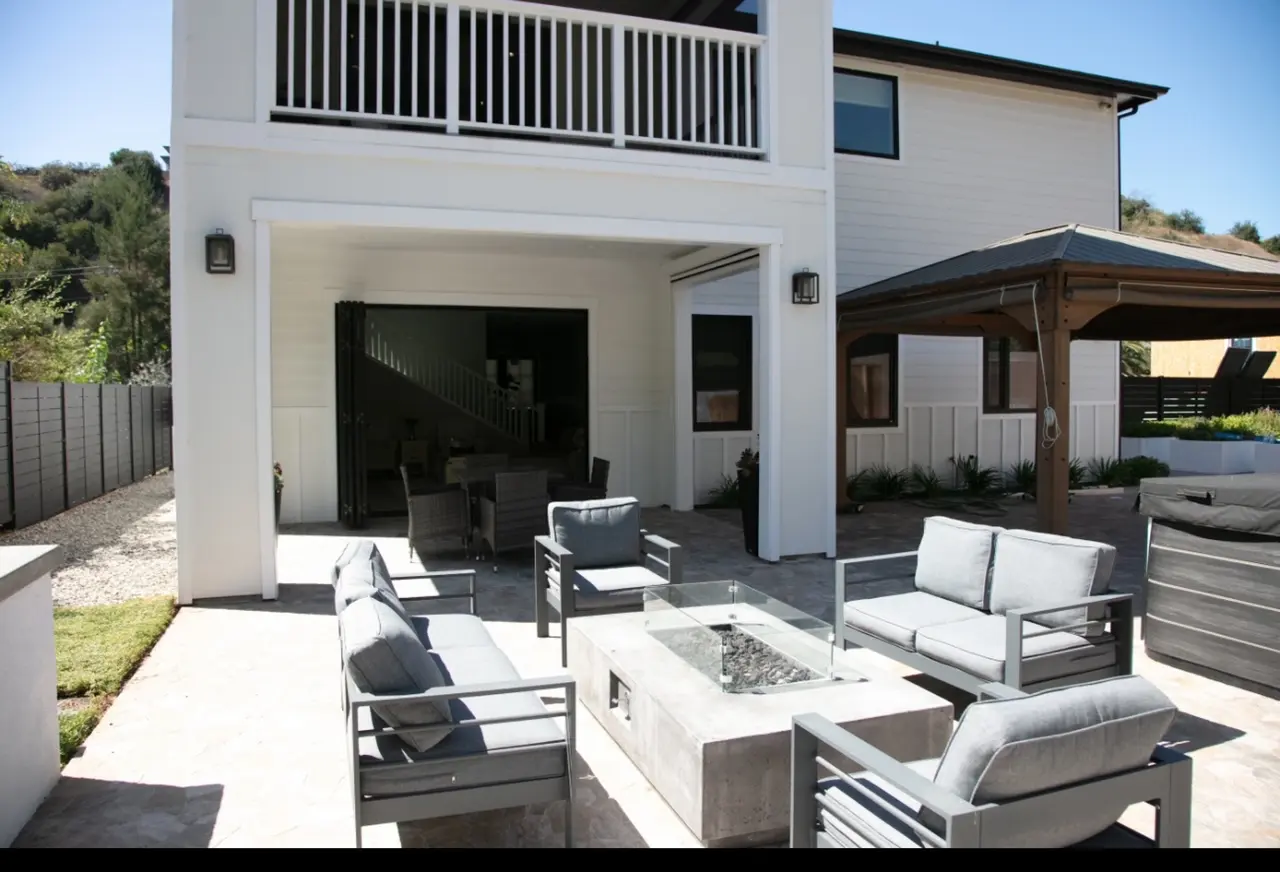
[534,497,683,667]
[478,469,551,570]
[399,466,470,560]
[790,675,1193,848]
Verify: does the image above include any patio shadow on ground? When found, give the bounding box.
[15,779,223,848]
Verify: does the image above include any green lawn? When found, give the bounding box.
[55,596,176,763]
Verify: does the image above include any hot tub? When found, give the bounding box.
[1139,474,1280,694]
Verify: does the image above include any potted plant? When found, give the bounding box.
[736,447,760,556]
[273,462,283,527]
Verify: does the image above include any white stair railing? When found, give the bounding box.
[365,323,543,445]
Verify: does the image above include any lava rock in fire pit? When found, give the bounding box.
[651,623,820,693]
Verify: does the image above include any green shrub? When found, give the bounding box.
[861,464,909,500]
[908,464,944,497]
[1008,459,1036,495]
[1117,455,1171,483]
[951,455,1001,494]
[1068,458,1088,489]
[707,475,740,508]
[1087,456,1126,487]
[1122,420,1180,438]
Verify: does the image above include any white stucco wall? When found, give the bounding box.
[171,0,837,600]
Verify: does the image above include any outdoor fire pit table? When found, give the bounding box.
[567,580,953,847]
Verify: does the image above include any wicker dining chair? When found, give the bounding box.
[553,456,610,502]
[478,469,551,571]
[399,465,470,560]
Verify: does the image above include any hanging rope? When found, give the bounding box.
[1029,283,1061,450]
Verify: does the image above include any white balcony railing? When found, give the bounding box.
[273,0,765,158]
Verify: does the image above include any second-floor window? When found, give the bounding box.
[1229,338,1255,350]
[835,70,899,159]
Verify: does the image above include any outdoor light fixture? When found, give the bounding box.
[792,269,820,305]
[205,230,235,274]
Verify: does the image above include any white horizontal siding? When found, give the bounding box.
[270,231,672,522]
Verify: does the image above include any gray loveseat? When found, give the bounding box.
[534,497,683,667]
[835,516,1134,693]
[791,675,1192,848]
[333,540,576,848]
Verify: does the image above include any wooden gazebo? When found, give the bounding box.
[836,224,1280,533]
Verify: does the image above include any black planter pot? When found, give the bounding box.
[737,470,759,556]
[274,488,282,528]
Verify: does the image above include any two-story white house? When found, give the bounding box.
[169,0,1165,603]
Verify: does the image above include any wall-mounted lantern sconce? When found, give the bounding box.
[792,269,820,305]
[205,230,236,274]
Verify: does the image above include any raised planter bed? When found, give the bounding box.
[1120,436,1173,465]
[1254,441,1280,473]
[1169,439,1255,475]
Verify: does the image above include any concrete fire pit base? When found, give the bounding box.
[567,607,954,847]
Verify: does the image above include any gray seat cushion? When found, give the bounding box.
[548,564,667,610]
[914,615,1116,686]
[928,675,1177,848]
[333,544,409,622]
[988,529,1116,635]
[340,597,453,752]
[914,516,1001,610]
[410,614,495,651]
[816,759,940,848]
[842,591,985,651]
[548,497,641,569]
[357,645,566,798]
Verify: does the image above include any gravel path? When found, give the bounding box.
[0,472,177,607]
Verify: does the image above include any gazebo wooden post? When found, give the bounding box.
[835,331,857,511]
[1035,273,1072,535]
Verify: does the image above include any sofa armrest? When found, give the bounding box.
[975,681,1030,701]
[833,551,918,648]
[390,570,478,615]
[792,713,977,848]
[641,532,683,583]
[1003,593,1135,687]
[534,534,573,563]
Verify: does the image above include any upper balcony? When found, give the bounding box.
[271,0,766,161]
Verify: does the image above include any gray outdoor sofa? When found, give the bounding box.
[835,516,1135,693]
[333,540,576,848]
[534,496,684,668]
[790,674,1193,848]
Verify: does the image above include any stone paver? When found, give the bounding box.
[16,490,1280,847]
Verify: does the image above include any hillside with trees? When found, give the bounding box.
[0,151,170,384]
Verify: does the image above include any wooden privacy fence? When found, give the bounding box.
[0,363,173,530]
[1121,376,1280,425]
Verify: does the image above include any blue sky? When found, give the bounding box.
[2,0,1277,236]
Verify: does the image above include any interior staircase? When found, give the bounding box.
[365,323,544,446]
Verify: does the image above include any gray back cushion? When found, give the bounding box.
[332,539,389,586]
[914,516,1001,610]
[333,542,409,622]
[988,529,1116,633]
[929,675,1176,847]
[339,597,454,752]
[548,497,641,569]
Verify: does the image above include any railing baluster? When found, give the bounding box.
[550,16,557,129]
[580,19,588,132]
[394,0,401,116]
[595,24,603,134]
[745,44,754,149]
[376,0,383,114]
[287,0,296,107]
[324,0,331,110]
[535,14,542,127]
[358,0,365,113]
[446,1,459,132]
[502,11,509,126]
[647,30,654,138]
[411,0,418,117]
[702,37,710,145]
[470,6,477,123]
[307,0,314,107]
[428,1,436,119]
[341,0,348,111]
[630,28,638,138]
[611,24,624,145]
[519,13,526,127]
[718,41,725,146]
[566,20,574,130]
[485,9,493,123]
[676,34,683,142]
[730,41,738,147]
[661,33,668,140]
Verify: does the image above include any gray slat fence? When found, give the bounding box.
[0,365,174,530]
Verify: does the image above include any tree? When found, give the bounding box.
[81,167,170,377]
[39,163,79,192]
[0,279,97,382]
[1165,210,1205,234]
[1229,221,1262,244]
[1121,341,1150,378]
[1263,236,1280,257]
[1120,195,1152,229]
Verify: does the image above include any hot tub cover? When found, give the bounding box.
[1139,474,1280,538]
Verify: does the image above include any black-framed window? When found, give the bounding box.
[835,70,899,159]
[984,337,1038,413]
[847,334,898,427]
[692,315,753,432]
[1229,337,1255,350]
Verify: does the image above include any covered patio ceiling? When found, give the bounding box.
[834,224,1280,534]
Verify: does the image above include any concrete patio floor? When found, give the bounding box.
[16,490,1280,847]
